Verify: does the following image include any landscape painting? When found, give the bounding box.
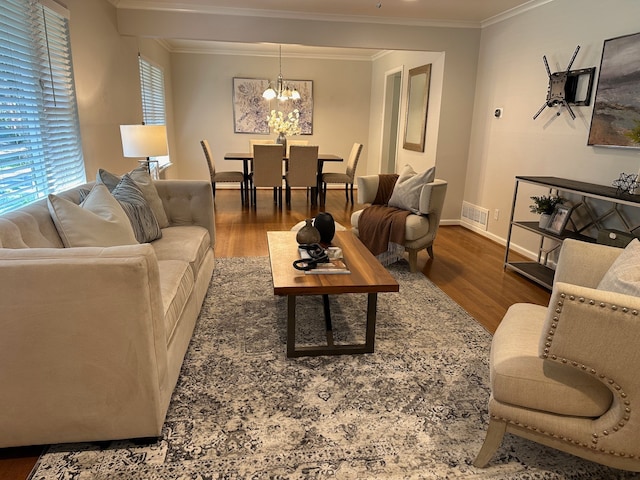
[588,32,640,148]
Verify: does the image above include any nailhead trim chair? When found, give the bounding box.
[475,238,640,472]
[321,142,363,205]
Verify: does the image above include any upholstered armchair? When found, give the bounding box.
[475,238,640,473]
[351,173,447,272]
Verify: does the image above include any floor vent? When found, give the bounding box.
[461,201,489,230]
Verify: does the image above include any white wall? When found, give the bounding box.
[170,52,372,181]
[467,0,640,253]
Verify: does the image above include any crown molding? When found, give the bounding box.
[481,0,553,28]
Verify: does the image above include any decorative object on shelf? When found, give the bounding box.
[262,45,301,101]
[532,45,596,120]
[588,31,640,149]
[296,218,321,245]
[268,109,301,146]
[529,194,564,228]
[232,78,271,134]
[545,204,573,235]
[612,172,639,195]
[313,212,336,245]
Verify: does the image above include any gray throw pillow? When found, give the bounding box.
[111,174,162,243]
[388,164,435,214]
[97,167,169,228]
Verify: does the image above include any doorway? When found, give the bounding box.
[380,68,403,174]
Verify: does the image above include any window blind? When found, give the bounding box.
[139,55,170,168]
[0,0,85,214]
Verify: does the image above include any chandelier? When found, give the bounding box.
[262,45,301,102]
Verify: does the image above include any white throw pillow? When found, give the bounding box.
[47,184,138,247]
[597,238,640,296]
[97,167,169,228]
[388,164,436,213]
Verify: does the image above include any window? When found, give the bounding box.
[0,0,85,214]
[138,55,170,171]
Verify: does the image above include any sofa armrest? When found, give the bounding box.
[155,180,215,248]
[554,239,622,288]
[356,175,380,205]
[0,245,169,446]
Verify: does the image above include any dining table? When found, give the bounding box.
[224,152,343,206]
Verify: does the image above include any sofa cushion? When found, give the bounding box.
[491,303,612,418]
[47,184,138,248]
[157,260,195,344]
[151,226,211,279]
[597,238,640,296]
[111,174,162,243]
[388,164,435,213]
[97,167,169,228]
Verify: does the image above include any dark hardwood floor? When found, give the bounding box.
[0,187,550,480]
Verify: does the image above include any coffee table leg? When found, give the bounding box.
[287,295,296,358]
[365,293,377,353]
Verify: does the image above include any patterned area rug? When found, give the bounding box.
[29,257,639,479]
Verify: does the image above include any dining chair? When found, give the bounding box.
[249,139,275,155]
[200,139,245,205]
[285,145,319,207]
[252,144,285,206]
[286,139,309,158]
[321,142,363,205]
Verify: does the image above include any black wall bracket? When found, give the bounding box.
[533,46,596,120]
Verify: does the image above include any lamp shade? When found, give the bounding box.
[120,124,168,158]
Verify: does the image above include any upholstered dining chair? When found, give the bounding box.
[200,139,245,205]
[286,139,309,158]
[249,138,275,155]
[321,142,363,205]
[251,144,285,206]
[474,238,640,473]
[284,145,319,207]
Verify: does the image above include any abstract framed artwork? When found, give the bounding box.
[232,77,314,135]
[232,78,270,134]
[588,31,640,149]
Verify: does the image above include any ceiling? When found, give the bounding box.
[113,0,544,27]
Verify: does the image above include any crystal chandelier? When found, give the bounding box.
[262,45,301,102]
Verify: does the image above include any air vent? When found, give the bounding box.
[461,201,489,230]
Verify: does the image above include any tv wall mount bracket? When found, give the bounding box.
[533,45,596,120]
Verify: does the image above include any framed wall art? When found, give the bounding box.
[232,78,270,134]
[277,80,314,135]
[545,205,573,235]
[588,32,640,149]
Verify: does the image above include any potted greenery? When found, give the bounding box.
[530,195,564,228]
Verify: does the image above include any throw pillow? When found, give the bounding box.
[111,174,162,243]
[97,167,169,228]
[388,164,436,214]
[597,238,640,296]
[47,184,138,247]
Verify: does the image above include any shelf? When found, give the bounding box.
[505,262,554,290]
[512,221,597,243]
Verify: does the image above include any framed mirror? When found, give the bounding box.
[403,64,431,152]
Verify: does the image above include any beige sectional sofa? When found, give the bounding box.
[0,179,215,448]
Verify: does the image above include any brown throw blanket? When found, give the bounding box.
[359,174,411,256]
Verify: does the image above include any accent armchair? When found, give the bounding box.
[351,174,447,272]
[475,238,640,472]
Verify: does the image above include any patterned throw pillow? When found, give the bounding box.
[47,184,138,247]
[97,167,169,228]
[388,164,436,214]
[597,238,640,296]
[111,174,162,243]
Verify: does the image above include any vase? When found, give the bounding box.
[296,218,321,245]
[539,213,551,229]
[276,132,287,153]
[314,212,336,245]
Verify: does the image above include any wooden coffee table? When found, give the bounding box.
[267,230,400,357]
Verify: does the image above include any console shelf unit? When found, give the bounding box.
[505,176,640,290]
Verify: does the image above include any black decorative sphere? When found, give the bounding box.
[314,212,335,245]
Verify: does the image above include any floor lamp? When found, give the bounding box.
[119,124,168,179]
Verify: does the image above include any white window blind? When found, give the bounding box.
[138,55,170,169]
[0,0,85,214]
